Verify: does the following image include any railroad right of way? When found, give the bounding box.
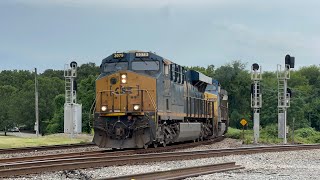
[1,143,320,178]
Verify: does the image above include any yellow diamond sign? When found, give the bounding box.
[240,119,247,126]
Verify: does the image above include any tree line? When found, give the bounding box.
[0,63,99,135]
[0,61,319,135]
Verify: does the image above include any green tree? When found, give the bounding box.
[77,63,100,83]
[78,75,97,133]
[46,94,65,133]
[214,61,251,128]
[259,72,278,127]
[0,85,17,135]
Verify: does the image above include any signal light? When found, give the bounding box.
[70,61,77,68]
[285,54,295,69]
[287,88,292,97]
[252,63,259,71]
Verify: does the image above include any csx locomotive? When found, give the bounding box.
[93,51,228,149]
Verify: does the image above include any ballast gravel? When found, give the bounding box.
[3,139,320,180]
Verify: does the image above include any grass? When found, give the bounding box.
[0,134,93,149]
[226,125,320,144]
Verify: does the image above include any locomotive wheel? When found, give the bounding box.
[144,144,149,149]
[153,143,158,148]
[162,141,166,147]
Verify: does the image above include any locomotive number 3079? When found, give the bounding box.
[113,53,124,58]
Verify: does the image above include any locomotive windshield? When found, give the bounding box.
[205,84,218,92]
[104,62,128,72]
[131,60,160,76]
[132,61,159,71]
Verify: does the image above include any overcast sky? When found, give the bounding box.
[0,0,319,72]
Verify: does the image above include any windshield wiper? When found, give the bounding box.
[139,57,148,65]
[150,57,159,66]
[113,58,122,67]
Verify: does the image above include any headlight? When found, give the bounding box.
[133,104,140,111]
[121,73,127,84]
[101,106,107,111]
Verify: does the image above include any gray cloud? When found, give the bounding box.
[1,0,320,72]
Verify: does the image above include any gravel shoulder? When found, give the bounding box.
[3,138,320,180]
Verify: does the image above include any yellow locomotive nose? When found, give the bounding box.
[95,71,156,115]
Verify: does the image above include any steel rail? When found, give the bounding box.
[102,162,243,180]
[2,143,320,170]
[0,142,96,154]
[0,143,319,178]
[0,136,224,164]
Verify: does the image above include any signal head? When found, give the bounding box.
[285,54,295,69]
[70,61,78,68]
[252,63,259,71]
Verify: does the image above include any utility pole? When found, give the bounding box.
[251,63,262,144]
[35,68,39,137]
[277,54,294,144]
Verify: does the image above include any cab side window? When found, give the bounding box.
[164,64,169,76]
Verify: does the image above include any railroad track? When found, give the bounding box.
[0,143,319,178]
[0,142,96,154]
[0,136,225,164]
[103,162,243,180]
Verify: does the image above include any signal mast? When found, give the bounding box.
[277,55,294,144]
[64,61,82,138]
[251,63,262,144]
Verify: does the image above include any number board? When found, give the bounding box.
[113,53,125,59]
[135,52,149,58]
[240,119,247,126]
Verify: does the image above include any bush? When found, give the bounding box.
[295,127,318,138]
[294,127,320,143]
[310,135,320,143]
[226,125,320,144]
[225,127,241,139]
[261,124,278,138]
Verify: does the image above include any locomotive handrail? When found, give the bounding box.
[88,97,96,128]
[145,89,158,126]
[184,95,215,102]
[145,90,157,111]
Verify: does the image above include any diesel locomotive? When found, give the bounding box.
[93,51,228,149]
